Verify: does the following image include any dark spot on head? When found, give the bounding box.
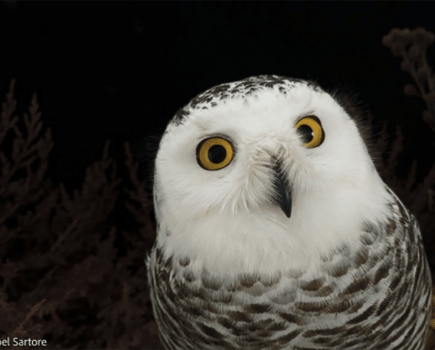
[169,75,322,128]
[173,108,190,125]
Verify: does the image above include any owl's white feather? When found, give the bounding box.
[154,82,390,277]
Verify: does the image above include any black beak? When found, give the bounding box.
[271,164,292,218]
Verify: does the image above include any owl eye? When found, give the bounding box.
[295,116,325,148]
[196,137,234,171]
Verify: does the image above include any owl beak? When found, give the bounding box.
[271,165,292,218]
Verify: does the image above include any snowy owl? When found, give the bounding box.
[146,75,432,349]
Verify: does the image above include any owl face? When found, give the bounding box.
[154,76,391,275]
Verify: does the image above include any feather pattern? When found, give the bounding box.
[147,188,431,349]
[146,75,432,349]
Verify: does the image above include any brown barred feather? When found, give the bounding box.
[147,188,432,350]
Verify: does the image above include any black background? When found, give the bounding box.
[0,1,434,189]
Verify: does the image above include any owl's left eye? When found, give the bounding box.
[295,116,325,148]
[196,137,234,171]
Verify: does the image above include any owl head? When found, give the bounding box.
[153,76,391,275]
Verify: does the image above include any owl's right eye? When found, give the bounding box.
[196,137,234,171]
[295,116,325,148]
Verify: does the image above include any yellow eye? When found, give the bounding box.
[294,116,325,148]
[196,137,234,171]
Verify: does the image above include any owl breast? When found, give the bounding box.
[147,188,432,350]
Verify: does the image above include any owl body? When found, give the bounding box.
[146,76,432,349]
